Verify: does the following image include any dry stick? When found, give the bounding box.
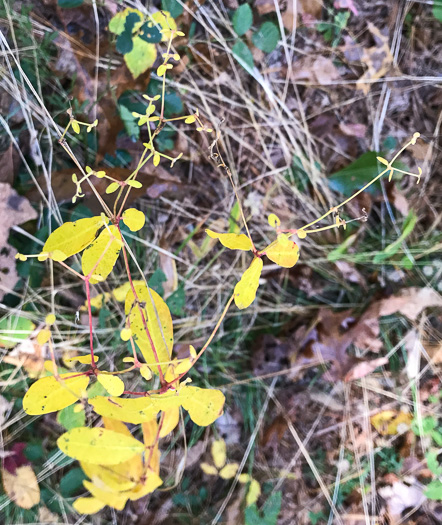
[119,236,166,385]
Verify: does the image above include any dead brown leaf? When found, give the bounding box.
[356,23,395,95]
[291,56,340,85]
[2,464,40,510]
[0,183,37,300]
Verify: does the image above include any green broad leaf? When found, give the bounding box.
[245,490,282,525]
[163,92,184,118]
[116,31,134,54]
[57,403,86,431]
[232,4,253,36]
[0,315,35,348]
[58,0,84,7]
[124,37,157,79]
[139,22,162,43]
[148,268,167,296]
[228,201,241,233]
[162,0,183,18]
[252,22,280,53]
[60,467,87,498]
[433,2,442,23]
[425,479,442,500]
[232,40,254,71]
[328,151,385,197]
[124,11,141,33]
[166,286,186,316]
[426,451,442,476]
[411,416,437,436]
[119,105,140,140]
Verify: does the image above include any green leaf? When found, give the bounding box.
[411,416,437,436]
[138,22,162,44]
[60,468,87,498]
[116,32,134,54]
[245,490,282,525]
[232,40,254,71]
[433,2,442,23]
[148,268,167,296]
[232,4,253,36]
[162,0,183,18]
[58,0,84,7]
[328,152,385,197]
[252,22,280,53]
[124,37,157,79]
[0,315,35,348]
[57,403,86,431]
[166,286,186,316]
[373,211,417,263]
[119,105,140,140]
[426,451,442,476]
[425,479,442,500]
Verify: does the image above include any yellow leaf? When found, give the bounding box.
[264,236,299,268]
[97,374,125,397]
[42,217,106,261]
[23,373,89,415]
[239,473,250,483]
[71,120,80,134]
[80,461,138,493]
[140,364,153,381]
[371,410,413,436]
[37,328,51,345]
[73,496,105,515]
[234,257,263,310]
[57,427,144,465]
[151,10,177,41]
[65,354,99,365]
[219,463,239,480]
[159,407,179,437]
[211,439,226,469]
[246,478,261,506]
[89,396,158,425]
[153,153,160,166]
[83,480,128,511]
[205,229,253,251]
[45,314,56,325]
[142,418,158,447]
[125,283,173,374]
[124,37,157,79]
[200,462,218,476]
[81,225,122,284]
[122,208,146,232]
[268,213,281,228]
[109,8,143,35]
[126,472,163,501]
[120,328,132,341]
[1,465,40,509]
[155,386,225,427]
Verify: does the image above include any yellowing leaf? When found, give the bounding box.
[122,208,146,232]
[120,328,132,341]
[36,328,51,345]
[264,236,299,268]
[65,354,99,365]
[109,8,143,35]
[1,465,40,509]
[151,10,177,41]
[97,374,125,397]
[81,225,122,284]
[142,418,159,447]
[89,396,158,425]
[234,257,263,310]
[126,472,162,501]
[219,463,239,480]
[83,480,128,511]
[57,427,144,465]
[140,364,153,381]
[42,217,106,261]
[159,407,179,437]
[371,410,413,436]
[268,213,281,228]
[205,229,253,251]
[80,461,138,493]
[23,373,89,415]
[45,314,56,325]
[246,478,261,506]
[200,462,218,476]
[125,283,173,374]
[211,439,226,469]
[157,386,225,427]
[73,496,105,515]
[124,37,157,79]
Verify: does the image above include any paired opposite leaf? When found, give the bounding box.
[23,373,90,415]
[97,374,125,397]
[81,225,122,284]
[264,236,299,268]
[42,216,106,261]
[89,396,158,425]
[206,229,253,251]
[125,283,173,374]
[234,257,263,309]
[57,427,144,465]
